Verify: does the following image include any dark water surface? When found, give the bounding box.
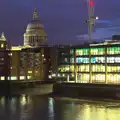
[0,95,120,120]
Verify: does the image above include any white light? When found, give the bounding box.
[52,73,56,77]
[58,74,60,77]
[48,75,52,79]
[63,74,65,77]
[72,74,74,77]
[96,17,99,20]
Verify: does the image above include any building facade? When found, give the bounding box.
[10,45,52,80]
[51,40,120,84]
[0,32,11,80]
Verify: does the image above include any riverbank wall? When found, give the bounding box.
[52,83,120,100]
[0,80,54,95]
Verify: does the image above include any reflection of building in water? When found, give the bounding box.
[51,39,120,84]
[48,98,54,120]
[20,95,32,120]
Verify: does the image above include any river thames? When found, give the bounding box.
[0,95,120,120]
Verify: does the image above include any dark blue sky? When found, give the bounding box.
[0,0,120,45]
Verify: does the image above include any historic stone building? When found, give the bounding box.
[24,8,47,47]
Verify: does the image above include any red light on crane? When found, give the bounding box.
[90,1,94,6]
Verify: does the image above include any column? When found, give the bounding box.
[89,47,92,83]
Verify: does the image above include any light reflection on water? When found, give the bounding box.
[0,96,119,120]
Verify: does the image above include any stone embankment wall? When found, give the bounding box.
[53,83,120,99]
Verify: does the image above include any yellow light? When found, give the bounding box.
[1,44,4,48]
[20,95,26,105]
[11,46,22,51]
[28,71,32,74]
[1,76,5,80]
[27,76,31,79]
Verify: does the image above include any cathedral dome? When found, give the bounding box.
[26,20,44,32]
[24,8,47,47]
[26,8,44,32]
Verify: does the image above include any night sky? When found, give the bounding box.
[0,0,120,45]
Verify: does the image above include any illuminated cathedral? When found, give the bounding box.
[24,8,47,47]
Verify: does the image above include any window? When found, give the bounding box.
[91,57,105,63]
[1,44,4,48]
[107,57,120,63]
[59,65,74,72]
[76,57,89,63]
[77,65,89,72]
[76,49,89,56]
[107,47,120,54]
[107,74,120,84]
[1,76,5,80]
[92,74,105,83]
[70,49,74,55]
[107,66,120,72]
[90,48,105,55]
[70,58,74,63]
[92,65,105,72]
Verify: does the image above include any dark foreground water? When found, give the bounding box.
[0,95,120,120]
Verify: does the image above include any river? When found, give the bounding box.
[0,95,120,120]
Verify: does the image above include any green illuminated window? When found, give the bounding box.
[76,49,89,56]
[107,47,120,54]
[90,48,105,55]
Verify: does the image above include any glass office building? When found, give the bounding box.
[52,40,120,84]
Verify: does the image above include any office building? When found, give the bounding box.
[51,39,120,84]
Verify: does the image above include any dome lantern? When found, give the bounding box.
[33,8,39,20]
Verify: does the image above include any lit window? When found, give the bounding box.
[1,44,4,48]
[28,71,32,74]
[48,75,52,79]
[27,76,31,79]
[11,76,17,80]
[1,76,5,80]
[20,76,25,80]
[9,53,12,56]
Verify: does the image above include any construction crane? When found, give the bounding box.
[86,0,98,43]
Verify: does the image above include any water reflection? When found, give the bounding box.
[20,95,32,120]
[48,98,54,120]
[0,96,119,120]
